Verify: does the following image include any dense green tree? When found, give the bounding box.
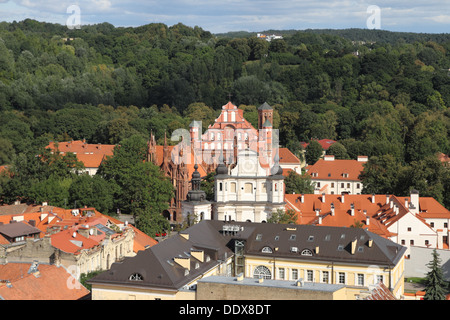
[305,140,323,165]
[423,249,448,300]
[267,208,298,224]
[284,171,315,194]
[359,154,404,195]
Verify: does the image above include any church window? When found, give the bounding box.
[224,112,228,122]
[231,111,236,122]
[219,183,223,191]
[230,182,236,193]
[244,183,253,193]
[261,183,266,193]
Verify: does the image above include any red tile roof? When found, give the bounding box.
[306,157,366,181]
[285,193,450,239]
[46,140,115,169]
[0,263,89,300]
[0,204,157,253]
[300,139,337,150]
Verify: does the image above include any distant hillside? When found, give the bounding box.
[216,28,450,44]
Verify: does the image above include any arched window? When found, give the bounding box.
[253,265,272,279]
[129,273,144,281]
[301,249,313,256]
[261,246,273,253]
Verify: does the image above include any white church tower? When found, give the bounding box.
[213,149,285,223]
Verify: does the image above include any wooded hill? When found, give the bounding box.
[0,19,449,210]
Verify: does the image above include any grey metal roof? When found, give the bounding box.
[89,220,406,290]
[258,102,272,110]
[0,222,41,238]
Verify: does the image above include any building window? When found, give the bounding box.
[279,268,285,280]
[219,183,223,191]
[430,222,434,228]
[331,183,334,188]
[425,240,429,246]
[347,183,350,188]
[317,182,321,188]
[292,269,299,280]
[230,182,236,193]
[261,246,273,253]
[377,275,384,284]
[253,265,271,279]
[301,249,313,256]
[341,183,344,188]
[407,227,412,232]
[356,183,360,189]
[244,183,253,193]
[338,272,345,284]
[307,270,314,282]
[410,240,414,245]
[445,223,448,228]
[401,239,405,245]
[322,271,329,283]
[129,273,144,281]
[357,274,364,286]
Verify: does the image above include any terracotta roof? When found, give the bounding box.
[285,193,450,239]
[363,282,397,300]
[306,158,366,181]
[0,263,89,300]
[0,205,158,253]
[285,193,394,238]
[278,148,300,164]
[46,140,115,169]
[300,139,337,150]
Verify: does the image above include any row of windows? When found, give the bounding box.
[253,265,384,286]
[218,182,280,193]
[316,182,361,189]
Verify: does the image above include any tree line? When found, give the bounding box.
[0,19,449,211]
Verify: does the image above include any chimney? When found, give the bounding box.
[390,200,393,209]
[350,203,355,216]
[371,194,375,204]
[363,210,367,216]
[351,238,357,255]
[324,155,335,161]
[318,216,322,224]
[322,193,325,203]
[315,209,320,216]
[366,217,370,226]
[341,193,345,203]
[315,246,320,254]
[405,198,409,208]
[330,203,335,216]
[410,190,419,215]
[386,194,390,205]
[301,194,304,203]
[368,239,373,247]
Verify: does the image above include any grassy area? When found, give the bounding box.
[405,277,427,285]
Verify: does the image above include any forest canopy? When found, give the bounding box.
[0,19,449,209]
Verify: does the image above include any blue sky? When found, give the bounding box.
[0,0,448,33]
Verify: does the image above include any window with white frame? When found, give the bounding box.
[338,272,346,284]
[292,269,299,280]
[357,274,364,286]
[322,271,329,283]
[306,270,314,282]
[253,265,271,279]
[279,268,285,280]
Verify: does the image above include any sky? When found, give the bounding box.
[0,0,448,34]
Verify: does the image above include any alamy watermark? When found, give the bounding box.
[366,5,381,30]
[66,5,81,30]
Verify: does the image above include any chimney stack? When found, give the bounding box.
[341,193,345,203]
[330,203,335,216]
[371,194,375,204]
[386,194,390,205]
[301,194,304,203]
[322,193,325,203]
[350,203,355,216]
